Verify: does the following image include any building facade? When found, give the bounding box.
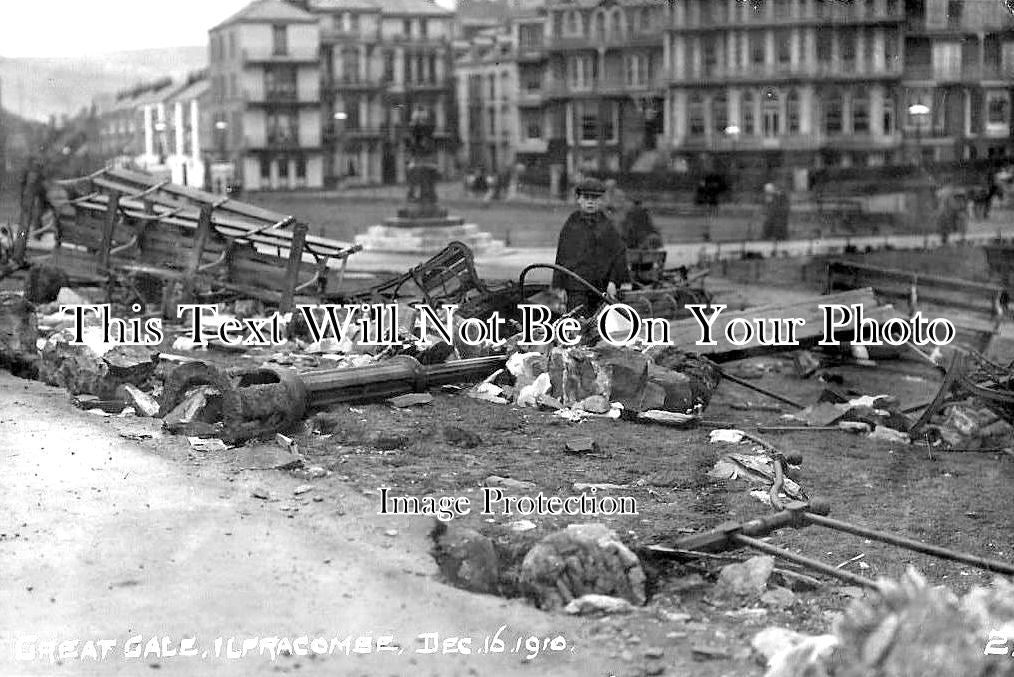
[164,74,212,189]
[208,0,324,191]
[306,0,457,186]
[543,0,667,175]
[663,0,1014,180]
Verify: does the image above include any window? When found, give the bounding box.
[947,0,963,29]
[272,25,287,56]
[625,54,649,86]
[987,92,1010,125]
[689,94,705,136]
[762,88,780,137]
[349,13,359,33]
[278,157,289,179]
[296,157,306,179]
[341,46,360,82]
[565,10,580,36]
[519,24,543,50]
[787,89,800,133]
[777,29,792,69]
[260,157,271,180]
[229,32,236,59]
[609,8,625,38]
[568,55,596,90]
[594,11,606,41]
[853,88,870,133]
[522,111,542,139]
[883,95,896,134]
[703,37,719,76]
[265,66,298,98]
[383,51,394,81]
[267,112,298,145]
[712,94,728,134]
[420,19,428,38]
[884,27,899,70]
[750,32,765,68]
[816,27,832,65]
[824,89,843,134]
[742,90,755,135]
[841,28,856,69]
[865,0,877,17]
[403,19,412,37]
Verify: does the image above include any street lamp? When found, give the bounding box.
[908,103,930,166]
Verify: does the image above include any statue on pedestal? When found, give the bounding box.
[404,105,438,206]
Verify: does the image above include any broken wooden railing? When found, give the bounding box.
[825,260,1008,330]
[41,167,362,311]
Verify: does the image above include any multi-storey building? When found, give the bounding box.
[305,0,456,186]
[543,0,667,175]
[164,73,211,188]
[663,0,1014,180]
[455,26,517,172]
[208,0,323,191]
[454,2,548,175]
[95,79,177,167]
[901,0,1014,163]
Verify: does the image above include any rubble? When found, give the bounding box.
[563,594,635,616]
[38,334,156,399]
[430,522,501,595]
[520,523,646,610]
[0,293,38,377]
[715,555,775,597]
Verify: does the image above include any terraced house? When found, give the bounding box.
[543,0,668,175]
[303,0,457,186]
[663,0,1014,182]
[208,0,323,191]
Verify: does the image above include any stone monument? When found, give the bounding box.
[355,105,504,255]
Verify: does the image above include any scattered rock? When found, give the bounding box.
[520,523,646,610]
[443,425,482,448]
[187,437,228,452]
[121,384,160,417]
[564,437,599,454]
[752,626,838,677]
[484,476,536,491]
[388,392,434,408]
[715,555,775,597]
[293,485,313,496]
[577,394,611,414]
[251,487,270,500]
[761,586,797,609]
[563,594,634,616]
[430,522,500,595]
[0,293,38,378]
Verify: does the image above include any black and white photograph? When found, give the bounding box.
[2,0,1014,674]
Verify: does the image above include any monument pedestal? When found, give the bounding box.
[355,202,504,256]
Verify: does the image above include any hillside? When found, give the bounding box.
[0,47,207,122]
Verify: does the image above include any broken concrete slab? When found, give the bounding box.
[564,437,599,455]
[120,384,160,417]
[520,523,646,610]
[443,425,482,448]
[38,335,157,399]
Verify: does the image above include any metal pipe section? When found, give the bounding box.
[733,534,878,589]
[804,512,1014,576]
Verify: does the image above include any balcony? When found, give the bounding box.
[517,89,544,106]
[327,77,383,92]
[547,31,663,52]
[546,75,664,99]
[320,27,370,43]
[242,49,318,65]
[245,89,318,106]
[669,61,902,85]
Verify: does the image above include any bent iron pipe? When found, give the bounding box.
[160,355,507,444]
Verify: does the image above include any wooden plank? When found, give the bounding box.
[280,222,308,312]
[650,288,891,362]
[98,191,120,272]
[184,205,214,299]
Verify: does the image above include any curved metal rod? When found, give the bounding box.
[518,263,613,307]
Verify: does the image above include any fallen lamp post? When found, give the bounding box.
[159,354,507,443]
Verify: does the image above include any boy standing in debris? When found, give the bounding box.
[552,178,630,314]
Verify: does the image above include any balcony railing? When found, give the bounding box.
[242,49,318,64]
[545,75,664,97]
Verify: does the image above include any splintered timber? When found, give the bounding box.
[58,302,956,348]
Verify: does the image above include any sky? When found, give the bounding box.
[0,0,457,59]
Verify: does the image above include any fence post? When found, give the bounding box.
[280,222,308,313]
[98,191,121,272]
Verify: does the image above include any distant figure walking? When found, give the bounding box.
[761,183,790,241]
[970,177,1001,220]
[935,185,968,243]
[622,199,662,250]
